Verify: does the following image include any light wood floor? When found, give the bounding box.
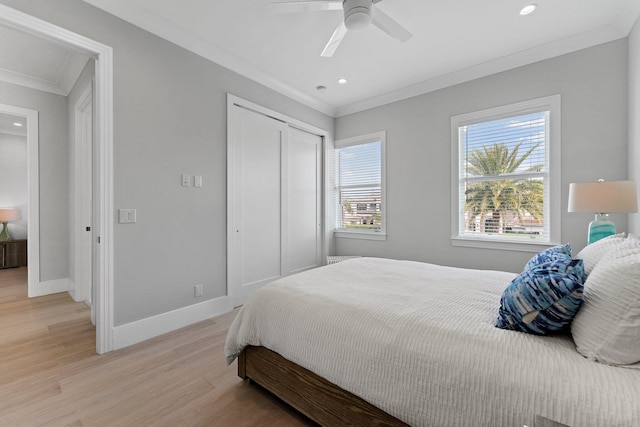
[0,267,315,426]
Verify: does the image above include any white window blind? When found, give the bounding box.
[335,132,385,236]
[452,95,561,248]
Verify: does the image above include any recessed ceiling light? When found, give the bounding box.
[520,4,537,15]
[13,122,23,127]
[316,85,327,92]
[338,78,347,85]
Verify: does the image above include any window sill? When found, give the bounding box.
[451,237,558,253]
[335,230,387,241]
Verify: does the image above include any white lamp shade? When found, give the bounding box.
[568,180,638,213]
[0,208,18,222]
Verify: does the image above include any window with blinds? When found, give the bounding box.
[451,95,561,248]
[335,131,386,238]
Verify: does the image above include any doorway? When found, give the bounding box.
[0,4,114,353]
[0,105,37,287]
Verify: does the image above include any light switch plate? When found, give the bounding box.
[118,209,136,224]
[194,175,203,188]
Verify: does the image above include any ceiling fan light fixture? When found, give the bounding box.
[343,0,372,31]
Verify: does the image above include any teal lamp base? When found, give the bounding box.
[587,214,615,244]
[0,221,10,241]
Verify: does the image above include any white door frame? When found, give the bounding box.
[0,5,115,354]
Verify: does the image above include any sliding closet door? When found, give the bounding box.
[286,127,322,275]
[229,107,288,304]
[228,105,323,306]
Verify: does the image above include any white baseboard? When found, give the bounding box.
[67,280,92,305]
[29,278,70,297]
[112,295,234,350]
[67,279,81,302]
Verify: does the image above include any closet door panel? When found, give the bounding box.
[230,107,286,302]
[286,128,322,274]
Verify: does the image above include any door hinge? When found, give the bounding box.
[86,226,91,231]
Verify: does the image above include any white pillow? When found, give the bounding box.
[571,239,640,366]
[575,232,626,275]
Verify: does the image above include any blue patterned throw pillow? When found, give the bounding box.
[496,257,586,335]
[523,244,573,272]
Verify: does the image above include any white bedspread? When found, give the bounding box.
[224,258,640,426]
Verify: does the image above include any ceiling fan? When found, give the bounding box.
[270,0,412,57]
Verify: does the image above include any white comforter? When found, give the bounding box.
[224,258,640,427]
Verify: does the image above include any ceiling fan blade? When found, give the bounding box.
[270,1,343,14]
[321,19,348,57]
[371,6,412,42]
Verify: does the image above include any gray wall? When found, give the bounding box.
[0,0,334,326]
[0,80,69,281]
[335,40,629,273]
[0,132,27,239]
[630,17,640,234]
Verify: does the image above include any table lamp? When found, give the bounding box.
[568,180,638,244]
[0,208,18,241]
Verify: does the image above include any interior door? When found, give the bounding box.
[75,83,94,324]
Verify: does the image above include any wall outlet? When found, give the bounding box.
[194,284,203,298]
[181,174,191,187]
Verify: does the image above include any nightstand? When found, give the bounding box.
[0,239,27,269]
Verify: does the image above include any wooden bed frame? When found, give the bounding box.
[238,346,408,426]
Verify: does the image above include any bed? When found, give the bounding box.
[225,253,640,426]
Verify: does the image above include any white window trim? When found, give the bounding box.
[334,131,387,240]
[450,95,561,252]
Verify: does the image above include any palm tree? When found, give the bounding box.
[464,141,543,234]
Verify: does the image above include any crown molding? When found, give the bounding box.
[335,25,626,117]
[82,0,337,117]
[82,1,635,119]
[0,68,68,96]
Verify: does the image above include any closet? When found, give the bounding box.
[227,100,323,306]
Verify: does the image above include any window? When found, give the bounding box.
[451,95,561,251]
[335,131,386,240]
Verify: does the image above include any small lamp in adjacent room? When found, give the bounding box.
[568,180,638,244]
[0,208,18,241]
